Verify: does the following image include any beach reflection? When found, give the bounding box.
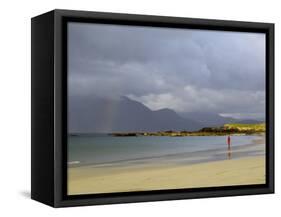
[227,146,232,159]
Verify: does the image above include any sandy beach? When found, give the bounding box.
[68,155,265,195]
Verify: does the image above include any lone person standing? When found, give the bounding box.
[227,135,231,148]
[227,135,231,159]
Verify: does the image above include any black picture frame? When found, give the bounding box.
[31,9,274,207]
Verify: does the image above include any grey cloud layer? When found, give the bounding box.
[68,22,265,118]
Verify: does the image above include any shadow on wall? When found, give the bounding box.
[19,191,31,198]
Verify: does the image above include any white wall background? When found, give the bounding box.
[0,0,279,216]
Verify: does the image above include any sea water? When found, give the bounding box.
[68,135,265,167]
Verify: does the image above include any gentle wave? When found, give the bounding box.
[68,161,80,165]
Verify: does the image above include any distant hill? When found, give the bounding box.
[179,111,262,127]
[179,112,233,126]
[233,119,262,124]
[69,96,203,133]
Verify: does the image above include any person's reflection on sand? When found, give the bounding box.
[227,145,232,159]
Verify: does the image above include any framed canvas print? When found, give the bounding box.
[31,9,274,207]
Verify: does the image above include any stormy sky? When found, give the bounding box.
[68,22,266,120]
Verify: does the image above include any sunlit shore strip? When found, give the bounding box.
[109,123,266,137]
[69,123,266,137]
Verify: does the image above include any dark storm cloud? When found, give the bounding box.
[68,22,265,118]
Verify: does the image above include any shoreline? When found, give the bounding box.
[68,156,266,195]
[109,124,265,137]
[67,135,266,195]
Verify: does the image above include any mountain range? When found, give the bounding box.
[69,96,261,133]
[178,112,261,127]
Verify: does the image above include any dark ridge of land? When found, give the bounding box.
[110,123,265,137]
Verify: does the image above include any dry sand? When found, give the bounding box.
[68,156,265,195]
